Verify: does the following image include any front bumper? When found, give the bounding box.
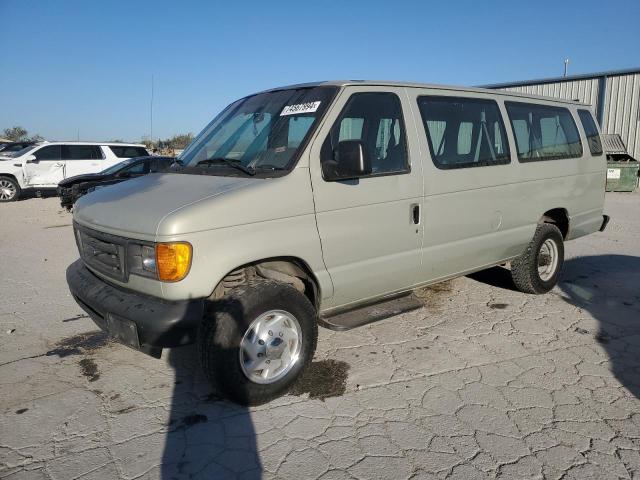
[66,259,204,357]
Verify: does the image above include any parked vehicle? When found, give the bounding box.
[66,81,608,405]
[57,156,175,210]
[0,141,35,156]
[0,142,149,202]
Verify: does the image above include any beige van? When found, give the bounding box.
[66,81,609,404]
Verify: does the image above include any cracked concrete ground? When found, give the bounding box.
[1,193,639,480]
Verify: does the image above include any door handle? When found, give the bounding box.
[411,203,420,225]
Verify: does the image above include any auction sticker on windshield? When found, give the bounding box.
[280,101,321,116]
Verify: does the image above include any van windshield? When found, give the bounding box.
[177,86,337,177]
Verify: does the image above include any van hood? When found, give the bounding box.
[73,173,256,238]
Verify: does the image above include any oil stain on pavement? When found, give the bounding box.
[290,359,349,400]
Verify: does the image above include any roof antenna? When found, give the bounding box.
[563,58,570,77]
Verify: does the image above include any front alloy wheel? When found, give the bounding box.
[199,278,318,405]
[0,177,20,202]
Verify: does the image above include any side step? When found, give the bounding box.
[319,293,424,331]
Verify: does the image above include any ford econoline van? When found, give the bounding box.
[66,81,609,405]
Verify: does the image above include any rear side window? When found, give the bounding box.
[34,145,61,161]
[322,92,409,175]
[505,102,583,161]
[577,109,603,156]
[109,146,149,158]
[417,96,510,169]
[62,145,103,160]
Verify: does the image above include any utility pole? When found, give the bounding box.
[563,58,570,77]
[150,74,154,146]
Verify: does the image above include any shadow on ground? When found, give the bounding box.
[560,255,640,398]
[471,255,640,398]
[161,345,262,479]
[160,296,349,479]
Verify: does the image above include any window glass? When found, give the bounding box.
[323,92,408,175]
[505,102,583,161]
[418,96,510,169]
[287,116,315,148]
[180,87,338,174]
[121,161,147,175]
[34,145,61,161]
[109,146,149,158]
[578,109,603,156]
[62,145,103,160]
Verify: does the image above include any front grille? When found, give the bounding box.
[76,225,127,281]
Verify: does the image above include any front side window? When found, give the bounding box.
[34,145,61,161]
[418,96,510,169]
[179,86,338,177]
[62,145,103,160]
[577,109,603,156]
[505,102,583,161]
[322,92,409,175]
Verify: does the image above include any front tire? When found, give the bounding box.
[198,279,318,405]
[0,176,20,202]
[511,223,564,294]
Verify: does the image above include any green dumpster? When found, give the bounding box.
[606,160,639,192]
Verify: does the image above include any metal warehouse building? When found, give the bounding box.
[484,67,640,160]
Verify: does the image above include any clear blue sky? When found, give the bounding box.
[1,0,638,142]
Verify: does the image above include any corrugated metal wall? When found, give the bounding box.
[502,78,600,109]
[602,73,640,161]
[495,72,640,160]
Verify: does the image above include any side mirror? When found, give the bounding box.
[323,140,372,181]
[25,154,38,164]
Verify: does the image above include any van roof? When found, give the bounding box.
[260,80,591,107]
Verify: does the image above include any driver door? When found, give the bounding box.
[23,145,65,187]
[309,87,424,309]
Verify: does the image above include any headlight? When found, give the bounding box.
[128,241,192,282]
[156,242,192,282]
[141,245,156,273]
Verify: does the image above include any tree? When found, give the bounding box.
[2,126,43,142]
[3,126,28,141]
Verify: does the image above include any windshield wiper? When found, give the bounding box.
[197,157,256,176]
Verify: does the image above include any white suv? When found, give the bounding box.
[0,142,149,202]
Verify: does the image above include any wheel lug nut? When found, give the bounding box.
[266,360,270,364]
[268,330,273,336]
[258,339,265,345]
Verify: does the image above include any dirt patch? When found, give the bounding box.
[46,331,109,358]
[44,224,72,229]
[78,358,100,382]
[414,280,455,310]
[290,359,349,401]
[489,303,509,310]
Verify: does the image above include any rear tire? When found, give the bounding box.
[511,223,564,294]
[0,176,20,202]
[198,278,318,406]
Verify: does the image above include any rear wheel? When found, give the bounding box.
[198,278,317,405]
[0,177,20,202]
[511,223,564,294]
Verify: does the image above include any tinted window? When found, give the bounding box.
[110,146,149,158]
[418,96,510,169]
[578,109,603,156]
[120,161,147,175]
[505,102,583,161]
[62,145,103,160]
[322,92,408,175]
[34,145,61,161]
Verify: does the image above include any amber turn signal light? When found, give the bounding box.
[156,242,192,282]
